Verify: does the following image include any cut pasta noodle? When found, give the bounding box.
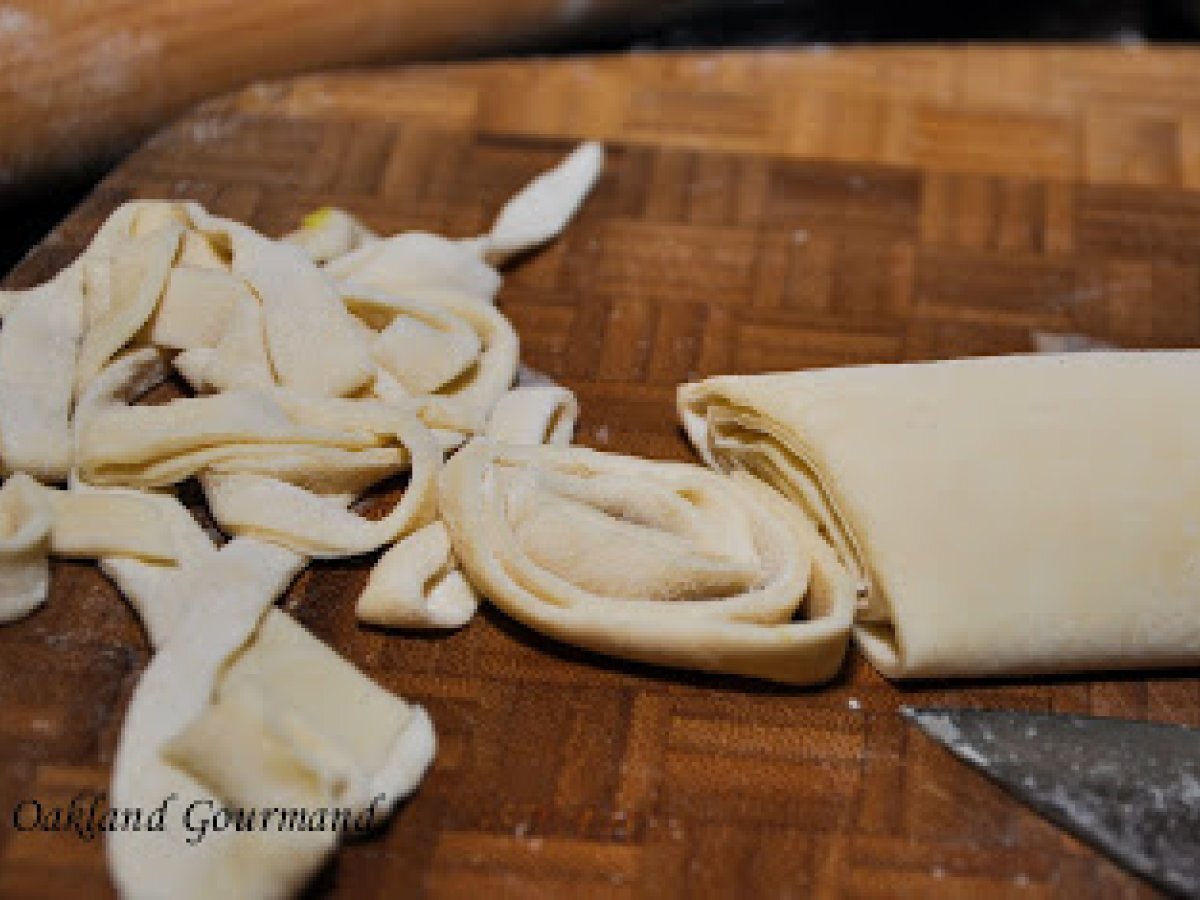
[356,521,478,629]
[486,385,578,447]
[108,538,435,900]
[0,143,612,899]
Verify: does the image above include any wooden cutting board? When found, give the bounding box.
[4,47,1200,898]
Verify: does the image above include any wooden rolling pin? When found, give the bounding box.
[0,0,700,193]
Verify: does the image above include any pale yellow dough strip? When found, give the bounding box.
[481,141,605,264]
[0,269,84,481]
[186,203,374,397]
[0,201,197,482]
[74,350,384,488]
[356,520,478,630]
[486,385,578,447]
[0,473,190,622]
[327,232,503,304]
[342,285,519,433]
[199,403,440,556]
[171,275,276,392]
[0,473,53,622]
[107,537,434,900]
[149,265,240,350]
[323,141,603,298]
[97,487,220,647]
[74,221,183,393]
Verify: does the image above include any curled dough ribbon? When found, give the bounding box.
[485,385,578,447]
[342,285,519,434]
[74,350,388,489]
[0,269,84,481]
[439,440,856,684]
[199,400,440,557]
[0,473,52,622]
[184,203,375,398]
[0,471,186,623]
[356,521,478,630]
[324,141,604,300]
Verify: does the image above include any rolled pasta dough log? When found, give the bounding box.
[680,351,1200,679]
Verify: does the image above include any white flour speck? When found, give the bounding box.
[1179,773,1200,804]
[188,118,237,144]
[85,31,163,96]
[0,6,35,33]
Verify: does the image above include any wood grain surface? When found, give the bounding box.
[4,46,1200,898]
[0,0,700,192]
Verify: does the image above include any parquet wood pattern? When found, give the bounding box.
[4,48,1199,898]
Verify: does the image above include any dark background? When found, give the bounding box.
[7,0,1200,277]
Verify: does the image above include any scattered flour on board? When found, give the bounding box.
[188,118,238,144]
[0,6,37,34]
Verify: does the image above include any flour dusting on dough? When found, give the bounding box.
[86,31,163,96]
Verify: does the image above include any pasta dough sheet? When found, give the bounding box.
[679,351,1200,679]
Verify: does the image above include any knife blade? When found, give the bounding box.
[901,706,1200,897]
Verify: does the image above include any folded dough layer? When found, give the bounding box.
[679,352,1200,679]
[108,539,435,900]
[439,440,855,685]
